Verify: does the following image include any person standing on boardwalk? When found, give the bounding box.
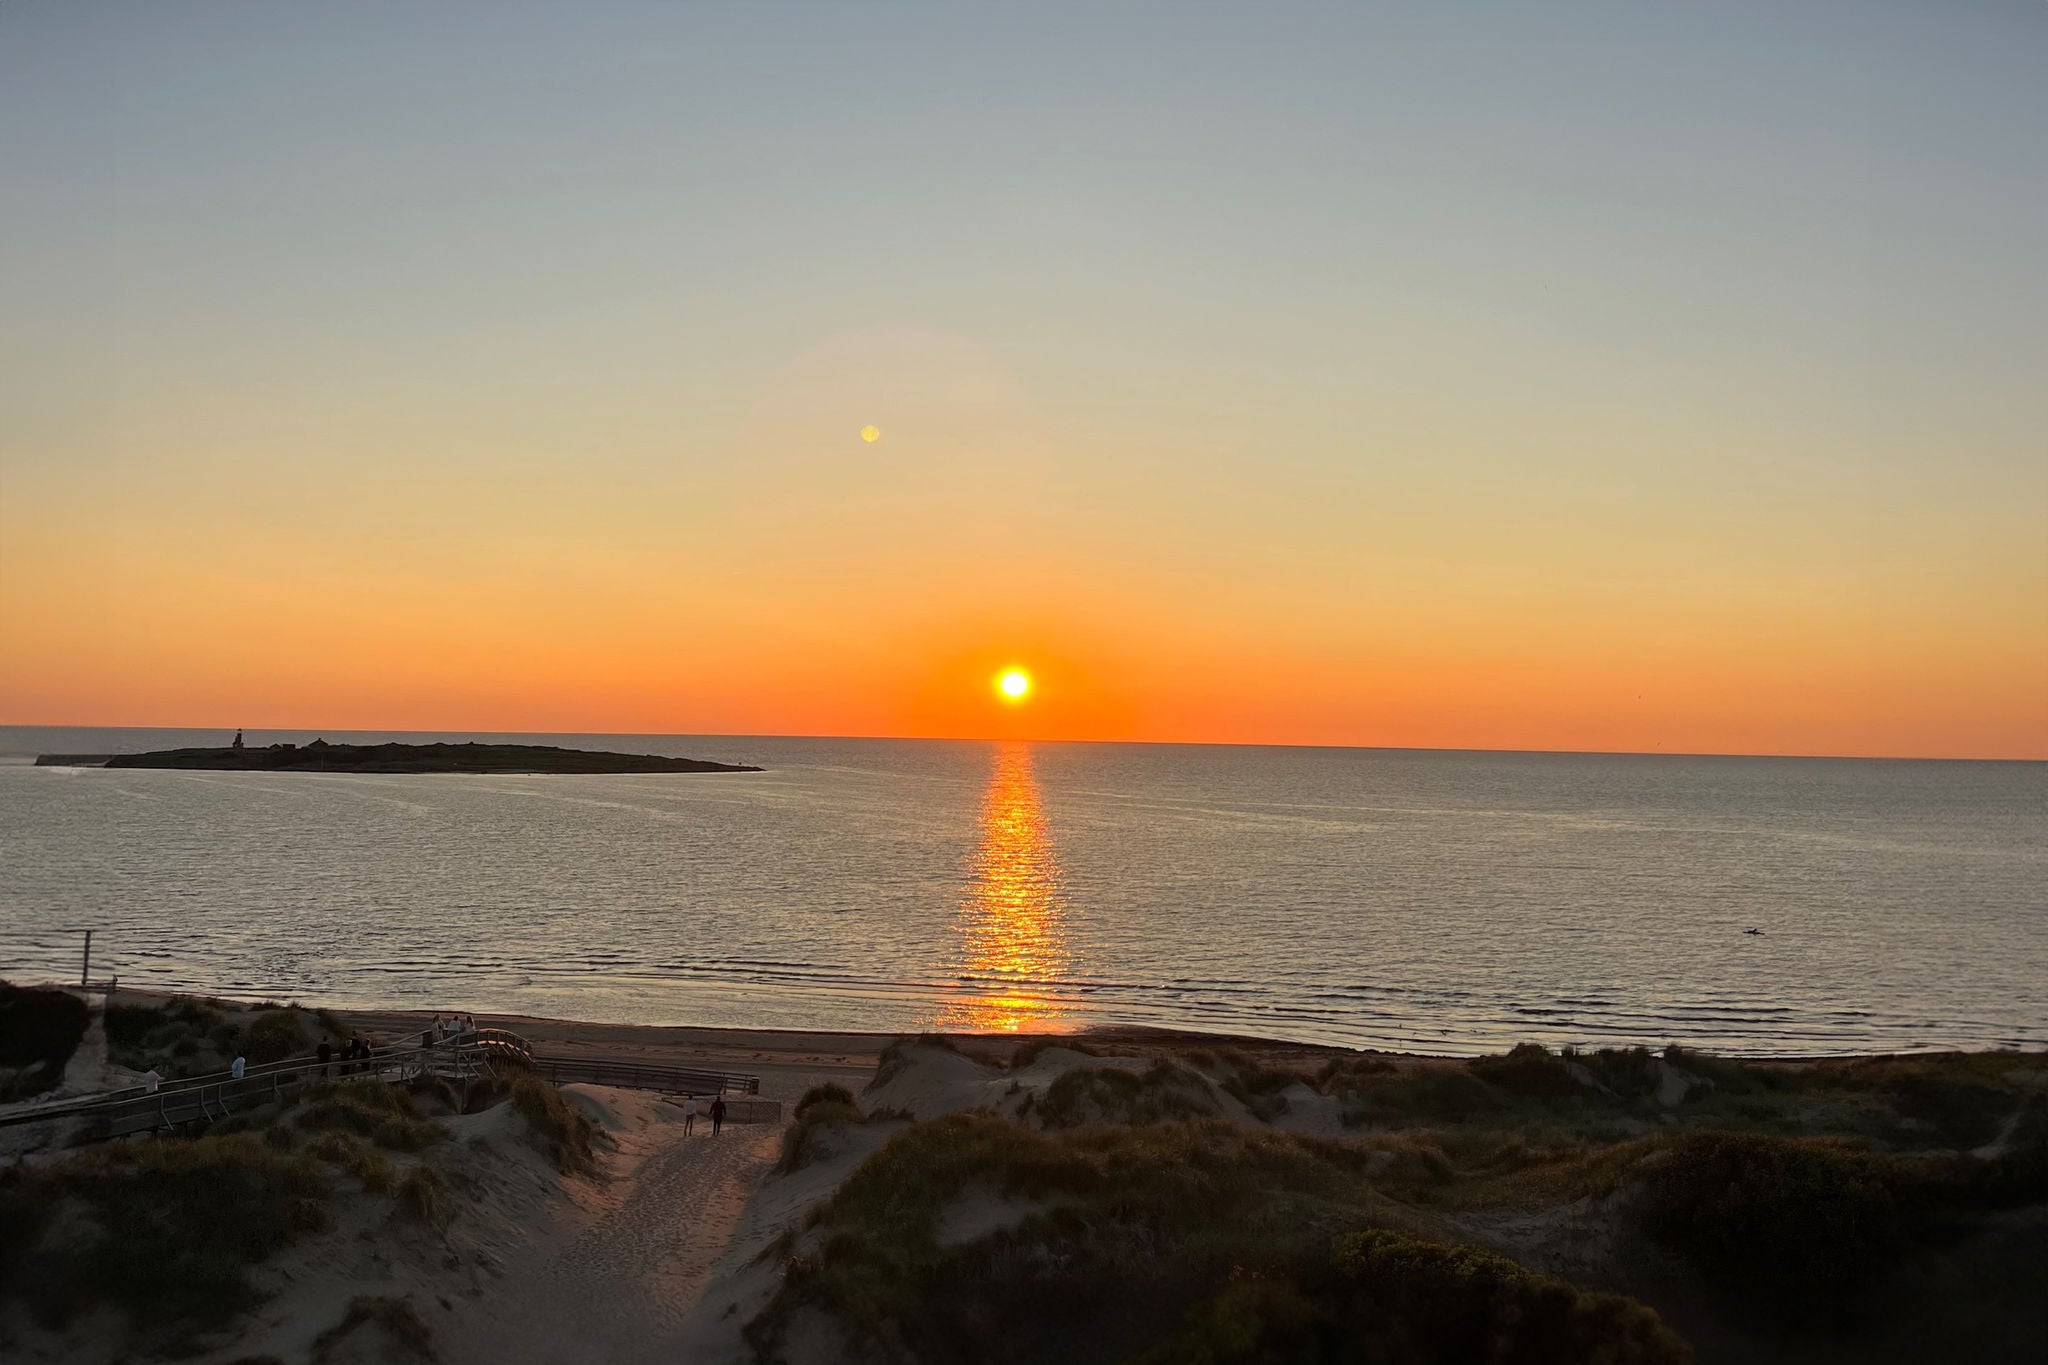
[710,1095,727,1136]
[230,1054,246,1081]
[682,1094,697,1135]
[317,1038,332,1076]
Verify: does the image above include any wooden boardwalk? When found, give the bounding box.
[0,1028,763,1144]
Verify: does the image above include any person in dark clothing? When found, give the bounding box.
[317,1038,333,1076]
[710,1096,727,1136]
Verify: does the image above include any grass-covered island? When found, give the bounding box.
[37,740,760,774]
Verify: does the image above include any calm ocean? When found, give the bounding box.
[2,727,2042,1056]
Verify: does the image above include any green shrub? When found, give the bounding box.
[1636,1131,1905,1320]
[104,998,233,1077]
[1881,1070,2013,1149]
[1468,1044,1586,1103]
[302,1131,396,1193]
[779,1098,866,1173]
[510,1074,597,1175]
[295,1081,444,1153]
[1336,1066,1502,1127]
[0,983,90,1099]
[1575,1047,1663,1103]
[751,1114,1690,1364]
[1035,1061,1219,1128]
[0,1133,330,1330]
[1314,1055,1396,1090]
[795,1083,859,1120]
[395,1167,444,1227]
[1141,1230,1691,1364]
[243,1009,310,1065]
[1203,1048,1302,1121]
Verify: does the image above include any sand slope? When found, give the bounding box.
[435,1087,778,1365]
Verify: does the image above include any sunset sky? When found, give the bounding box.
[2,2,2043,758]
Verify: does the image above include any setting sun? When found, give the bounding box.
[996,668,1032,702]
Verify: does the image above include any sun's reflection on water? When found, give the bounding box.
[934,743,1068,1032]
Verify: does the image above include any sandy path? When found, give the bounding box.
[441,1101,779,1365]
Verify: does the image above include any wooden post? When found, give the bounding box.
[80,930,92,986]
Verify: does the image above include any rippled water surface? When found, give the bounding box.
[2,728,2043,1055]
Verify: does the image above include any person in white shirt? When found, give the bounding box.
[230,1055,246,1081]
[143,1069,162,1094]
[682,1095,697,1135]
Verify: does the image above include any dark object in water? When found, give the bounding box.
[60,741,761,775]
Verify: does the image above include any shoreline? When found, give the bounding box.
[107,986,2039,1075]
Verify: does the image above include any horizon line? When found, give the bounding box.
[0,720,2040,766]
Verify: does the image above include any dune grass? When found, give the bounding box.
[1030,1059,1221,1128]
[295,1080,446,1153]
[509,1073,598,1174]
[395,1166,445,1227]
[0,982,90,1099]
[104,996,341,1078]
[779,1084,869,1172]
[299,1130,398,1193]
[749,1112,1685,1363]
[0,1133,330,1333]
[759,1036,2048,1360]
[1138,1229,1691,1365]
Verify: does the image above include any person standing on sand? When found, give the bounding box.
[710,1096,726,1136]
[682,1094,697,1135]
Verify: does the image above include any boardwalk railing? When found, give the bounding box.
[524,1054,760,1097]
[0,1033,515,1142]
[0,1026,760,1144]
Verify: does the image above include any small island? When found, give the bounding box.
[38,739,760,775]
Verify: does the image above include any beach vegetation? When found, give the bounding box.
[795,1082,859,1119]
[295,1080,445,1153]
[0,982,90,1099]
[242,1007,310,1064]
[1031,1060,1221,1128]
[0,1132,330,1336]
[748,1113,1686,1363]
[1007,1037,1103,1070]
[872,1034,964,1088]
[395,1166,445,1227]
[1137,1230,1691,1365]
[300,1130,398,1193]
[1195,1046,1304,1121]
[104,994,336,1078]
[509,1073,598,1175]
[1635,1130,1909,1322]
[781,1087,869,1172]
[1332,1063,1503,1127]
[1466,1042,1588,1103]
